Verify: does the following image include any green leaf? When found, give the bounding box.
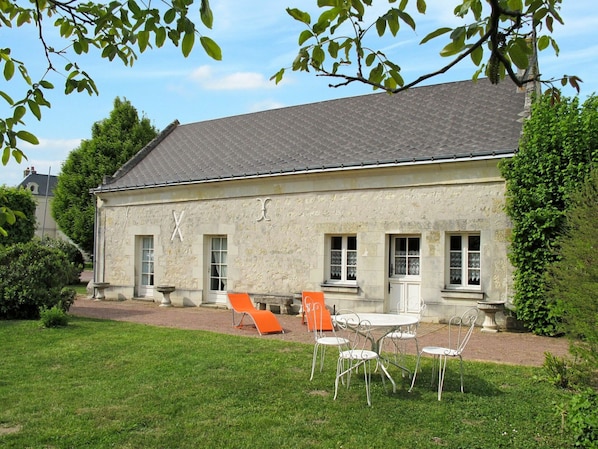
[420,27,451,44]
[27,99,41,120]
[416,0,426,14]
[470,45,483,66]
[138,30,150,52]
[537,35,550,51]
[3,59,14,81]
[12,105,26,122]
[439,39,465,57]
[509,45,529,70]
[181,31,195,57]
[199,36,221,61]
[286,8,311,25]
[396,10,415,30]
[164,8,176,24]
[269,68,285,84]
[200,0,213,29]
[155,27,167,47]
[0,90,14,105]
[376,18,386,36]
[16,130,39,145]
[298,30,313,45]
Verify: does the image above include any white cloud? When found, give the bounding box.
[247,99,286,113]
[189,65,278,90]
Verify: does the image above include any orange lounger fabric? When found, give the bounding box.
[227,292,284,335]
[301,291,333,332]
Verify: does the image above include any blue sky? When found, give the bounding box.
[2,0,597,186]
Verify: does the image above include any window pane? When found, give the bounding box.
[347,236,357,251]
[331,236,342,250]
[450,269,462,284]
[398,238,407,255]
[469,235,480,251]
[450,235,461,251]
[408,258,420,275]
[408,238,420,255]
[396,257,406,275]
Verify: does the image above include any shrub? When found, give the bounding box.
[39,305,69,328]
[0,241,74,319]
[38,236,84,284]
[559,388,598,448]
[0,186,36,245]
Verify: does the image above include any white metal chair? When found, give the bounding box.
[304,298,349,381]
[333,311,381,406]
[409,307,479,400]
[381,300,426,370]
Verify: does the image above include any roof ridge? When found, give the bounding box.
[101,120,180,186]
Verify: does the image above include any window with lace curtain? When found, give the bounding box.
[328,235,357,284]
[447,233,481,288]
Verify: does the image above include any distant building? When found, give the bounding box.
[18,167,65,240]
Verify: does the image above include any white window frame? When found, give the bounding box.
[446,233,481,289]
[327,235,357,285]
[391,236,420,278]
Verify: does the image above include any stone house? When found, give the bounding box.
[91,78,529,321]
[18,167,65,240]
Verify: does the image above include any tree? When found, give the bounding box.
[0,0,220,235]
[547,169,598,368]
[0,185,36,245]
[273,0,581,99]
[52,97,158,254]
[499,94,598,335]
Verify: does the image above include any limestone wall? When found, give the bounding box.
[95,158,514,319]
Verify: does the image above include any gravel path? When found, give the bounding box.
[70,296,570,367]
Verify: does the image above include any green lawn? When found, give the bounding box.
[0,317,573,448]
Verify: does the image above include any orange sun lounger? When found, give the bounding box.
[301,291,334,332]
[227,292,284,335]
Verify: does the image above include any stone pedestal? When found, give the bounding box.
[92,282,110,300]
[156,285,176,307]
[477,301,505,333]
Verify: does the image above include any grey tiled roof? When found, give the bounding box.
[18,173,58,196]
[97,78,527,192]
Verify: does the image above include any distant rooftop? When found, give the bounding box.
[18,167,58,196]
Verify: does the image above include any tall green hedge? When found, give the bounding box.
[547,169,598,366]
[500,94,598,336]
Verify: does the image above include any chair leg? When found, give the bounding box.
[364,360,372,406]
[409,352,422,392]
[438,355,448,401]
[459,355,464,393]
[310,343,319,381]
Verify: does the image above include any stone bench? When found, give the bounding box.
[252,294,294,315]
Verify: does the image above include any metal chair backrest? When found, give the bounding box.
[447,307,479,355]
[304,297,335,342]
[334,310,372,352]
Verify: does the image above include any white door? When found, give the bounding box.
[388,235,421,313]
[206,236,228,304]
[138,236,154,298]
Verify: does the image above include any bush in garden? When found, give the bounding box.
[39,305,69,328]
[0,241,74,319]
[38,236,84,284]
[0,185,36,245]
[558,388,598,448]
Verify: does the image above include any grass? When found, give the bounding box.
[0,317,574,448]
